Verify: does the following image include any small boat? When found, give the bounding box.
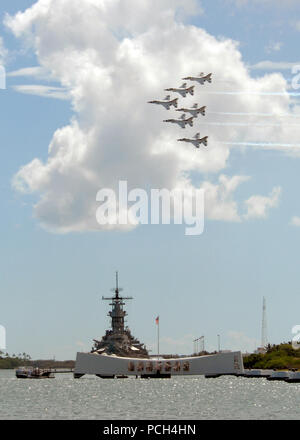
[242,369,273,378]
[267,371,291,381]
[15,367,30,379]
[16,367,54,379]
[285,371,300,383]
[243,369,263,378]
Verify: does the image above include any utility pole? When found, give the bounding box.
[199,336,204,353]
[193,336,204,355]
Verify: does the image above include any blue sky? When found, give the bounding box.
[1,0,300,359]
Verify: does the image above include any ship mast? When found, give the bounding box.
[102,272,133,334]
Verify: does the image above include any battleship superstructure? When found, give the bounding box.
[91,272,148,358]
[74,274,244,378]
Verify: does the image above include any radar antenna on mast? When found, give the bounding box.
[102,272,133,334]
[102,271,132,302]
[110,271,123,299]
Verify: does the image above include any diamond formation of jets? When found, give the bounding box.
[164,82,195,98]
[148,72,212,148]
[182,72,212,85]
[148,95,178,110]
[176,103,206,118]
[164,113,194,129]
[177,133,208,148]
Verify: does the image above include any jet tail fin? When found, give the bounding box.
[180,114,186,120]
[194,133,200,139]
[192,103,198,108]
[201,136,208,146]
[181,82,187,88]
[164,95,171,100]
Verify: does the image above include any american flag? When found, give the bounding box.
[155,316,159,325]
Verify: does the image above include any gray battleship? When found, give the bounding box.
[74,273,244,378]
[91,272,148,358]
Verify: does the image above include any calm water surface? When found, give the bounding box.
[1,369,300,420]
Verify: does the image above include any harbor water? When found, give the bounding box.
[1,369,300,419]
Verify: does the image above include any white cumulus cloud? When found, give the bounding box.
[6,0,292,233]
[243,186,281,220]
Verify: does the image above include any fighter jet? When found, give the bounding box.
[177,132,208,148]
[163,113,194,128]
[164,83,195,98]
[182,73,212,85]
[176,103,206,118]
[148,95,178,110]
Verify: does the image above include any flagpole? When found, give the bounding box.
[157,317,160,359]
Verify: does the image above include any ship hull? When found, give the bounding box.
[74,351,244,378]
[15,370,55,379]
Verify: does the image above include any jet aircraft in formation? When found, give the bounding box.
[148,95,178,110]
[164,114,194,129]
[176,103,206,118]
[177,132,208,148]
[182,72,212,84]
[148,72,212,148]
[164,82,194,97]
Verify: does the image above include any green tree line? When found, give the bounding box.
[0,351,75,369]
[0,351,32,369]
[243,343,300,369]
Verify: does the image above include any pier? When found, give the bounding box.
[50,368,74,374]
[205,369,300,382]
